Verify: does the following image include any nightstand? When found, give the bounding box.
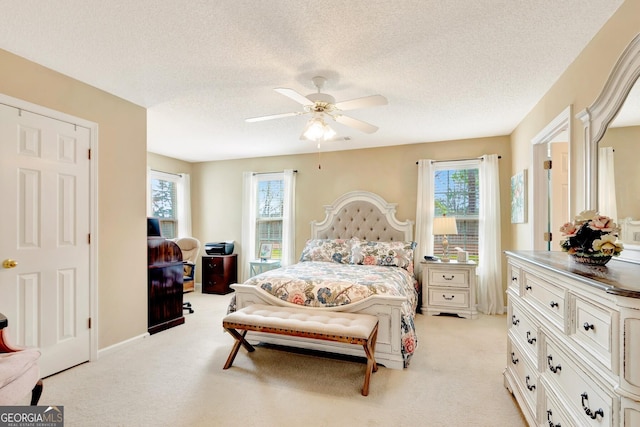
[421,260,478,319]
[249,259,281,277]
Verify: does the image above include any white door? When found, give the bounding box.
[0,103,91,377]
[551,142,569,251]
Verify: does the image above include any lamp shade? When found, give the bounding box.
[433,216,458,235]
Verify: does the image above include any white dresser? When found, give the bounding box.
[421,260,478,319]
[504,251,640,427]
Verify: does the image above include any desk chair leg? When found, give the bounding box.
[30,380,43,406]
[183,302,194,314]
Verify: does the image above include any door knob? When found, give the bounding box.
[2,259,18,269]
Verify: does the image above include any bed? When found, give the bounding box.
[229,190,418,369]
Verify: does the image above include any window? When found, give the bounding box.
[434,165,480,261]
[255,177,284,260]
[148,171,181,239]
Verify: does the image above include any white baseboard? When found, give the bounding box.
[98,332,150,359]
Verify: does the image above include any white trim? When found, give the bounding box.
[530,105,572,250]
[0,92,100,364]
[97,332,150,359]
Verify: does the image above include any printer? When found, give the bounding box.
[205,241,235,255]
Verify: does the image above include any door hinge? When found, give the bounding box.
[543,232,552,242]
[88,149,91,160]
[543,160,552,170]
[88,234,91,244]
[88,318,92,329]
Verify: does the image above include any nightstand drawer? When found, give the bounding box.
[428,288,469,308]
[428,269,469,288]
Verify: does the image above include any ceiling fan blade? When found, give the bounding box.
[334,95,388,111]
[274,88,314,106]
[245,112,300,122]
[333,114,379,134]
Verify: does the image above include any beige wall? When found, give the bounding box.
[175,137,511,283]
[509,0,640,251]
[0,49,148,349]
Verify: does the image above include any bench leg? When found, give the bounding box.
[361,324,379,396]
[223,328,255,369]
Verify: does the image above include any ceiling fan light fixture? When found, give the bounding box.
[303,115,335,141]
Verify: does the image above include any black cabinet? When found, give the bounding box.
[202,254,237,294]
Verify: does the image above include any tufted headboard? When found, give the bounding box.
[311,191,414,242]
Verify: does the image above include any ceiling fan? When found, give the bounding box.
[246,76,387,140]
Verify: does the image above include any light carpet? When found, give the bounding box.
[33,290,527,427]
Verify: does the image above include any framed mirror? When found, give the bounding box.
[578,33,640,263]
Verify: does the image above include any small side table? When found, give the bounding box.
[421,260,478,319]
[249,259,281,277]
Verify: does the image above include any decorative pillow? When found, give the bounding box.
[350,240,416,271]
[299,239,353,264]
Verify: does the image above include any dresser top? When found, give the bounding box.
[505,251,640,299]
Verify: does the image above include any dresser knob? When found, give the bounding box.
[511,315,520,326]
[583,322,595,331]
[511,352,518,364]
[580,392,604,420]
[442,294,455,301]
[442,275,454,281]
[549,301,559,308]
[525,375,536,391]
[511,276,518,282]
[525,285,532,291]
[527,331,536,345]
[547,410,561,427]
[547,355,561,374]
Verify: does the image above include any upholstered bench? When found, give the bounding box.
[222,304,379,396]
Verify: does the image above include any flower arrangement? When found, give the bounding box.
[559,210,623,260]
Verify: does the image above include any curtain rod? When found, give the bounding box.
[415,155,501,165]
[253,170,298,176]
[150,169,183,177]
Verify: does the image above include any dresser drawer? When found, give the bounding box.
[507,337,538,416]
[507,261,521,292]
[523,271,566,330]
[509,298,539,359]
[428,288,469,308]
[543,338,615,427]
[573,296,615,371]
[428,269,469,288]
[543,391,576,427]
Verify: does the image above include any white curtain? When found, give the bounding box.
[598,147,617,220]
[281,169,297,267]
[414,159,435,277]
[240,171,257,283]
[478,154,504,315]
[176,173,192,237]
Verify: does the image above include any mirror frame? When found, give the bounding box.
[577,33,640,210]
[577,33,640,262]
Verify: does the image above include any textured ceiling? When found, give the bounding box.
[0,1,625,162]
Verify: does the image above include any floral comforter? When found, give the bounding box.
[229,261,418,367]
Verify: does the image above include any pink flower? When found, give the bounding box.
[589,215,615,232]
[363,255,377,265]
[559,222,577,235]
[289,293,305,305]
[403,335,416,353]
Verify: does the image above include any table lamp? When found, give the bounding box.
[433,215,458,262]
